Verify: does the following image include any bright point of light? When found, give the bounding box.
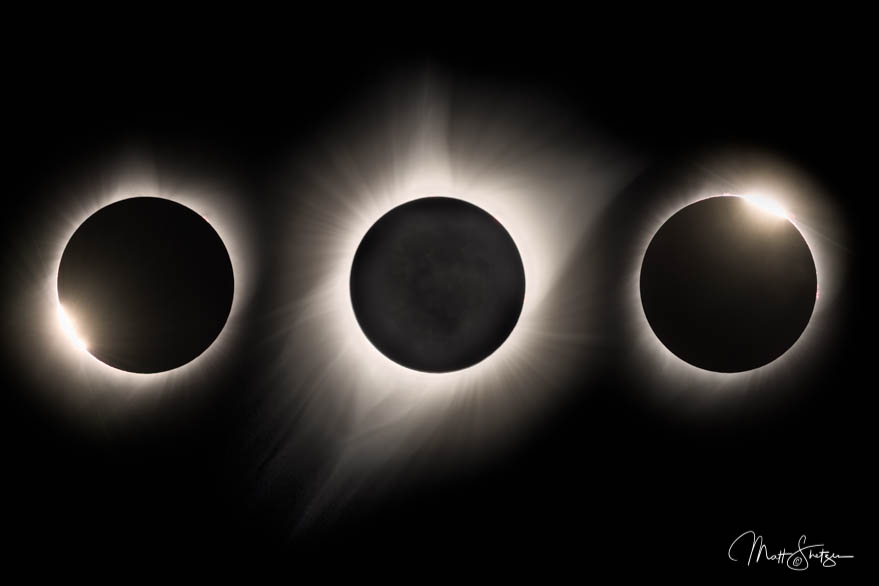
[741,192,791,220]
[57,303,88,352]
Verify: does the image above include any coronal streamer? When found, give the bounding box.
[260,76,639,529]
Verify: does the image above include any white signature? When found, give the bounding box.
[729,531,854,570]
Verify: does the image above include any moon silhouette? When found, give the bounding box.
[350,197,526,373]
[57,197,234,373]
[639,195,817,373]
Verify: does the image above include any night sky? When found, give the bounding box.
[2,19,872,578]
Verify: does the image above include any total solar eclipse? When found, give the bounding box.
[350,197,526,373]
[56,197,234,374]
[639,195,817,373]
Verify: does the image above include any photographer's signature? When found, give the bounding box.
[729,531,854,571]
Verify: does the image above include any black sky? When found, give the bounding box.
[1,18,872,578]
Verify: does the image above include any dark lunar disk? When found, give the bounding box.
[639,195,817,373]
[350,197,526,373]
[57,197,234,373]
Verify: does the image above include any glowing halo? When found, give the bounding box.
[623,151,849,414]
[7,152,258,426]
[261,76,641,529]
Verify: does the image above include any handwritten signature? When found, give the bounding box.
[729,531,854,570]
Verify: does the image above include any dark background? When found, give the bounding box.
[2,17,872,578]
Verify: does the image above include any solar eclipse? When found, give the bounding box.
[2,153,258,427]
[57,197,234,374]
[261,78,639,528]
[350,197,526,373]
[616,151,849,414]
[3,33,864,574]
[639,195,817,373]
